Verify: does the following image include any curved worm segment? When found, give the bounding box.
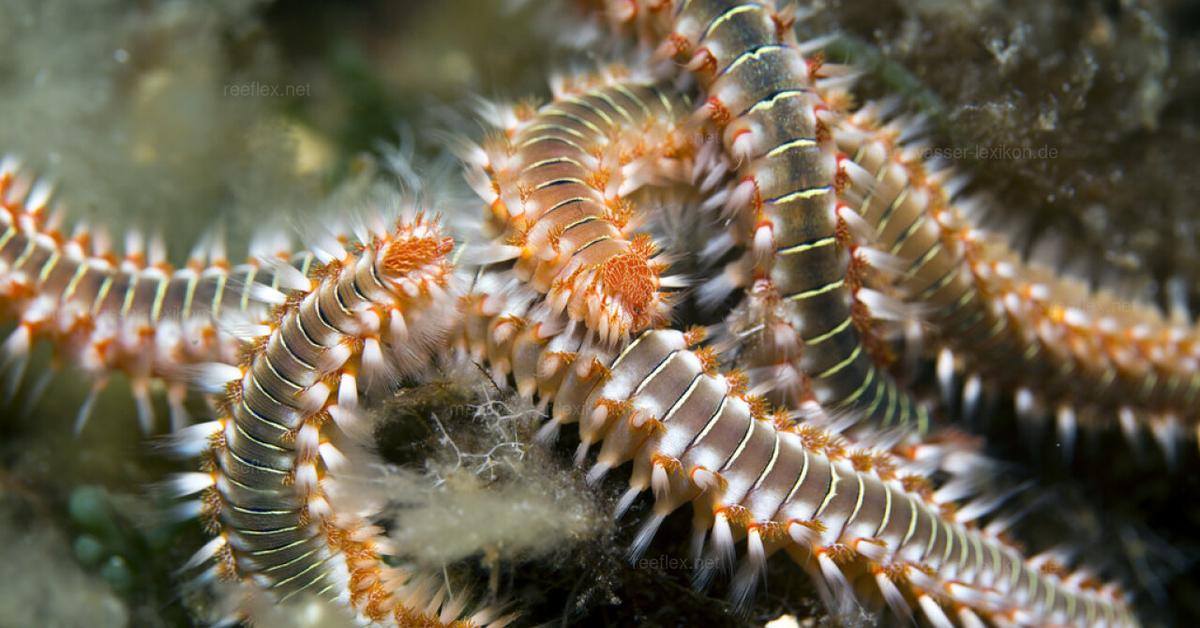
[601,1,932,433]
[826,52,1200,457]
[574,328,1136,626]
[607,0,1198,456]
[464,72,704,347]
[0,156,313,433]
[171,212,511,626]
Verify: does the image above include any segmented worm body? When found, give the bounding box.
[604,0,1200,458]
[466,73,696,342]
[170,214,510,626]
[578,327,1135,627]
[459,73,715,437]
[1,2,1188,625]
[456,73,1137,626]
[0,157,307,433]
[607,0,932,433]
[832,105,1200,455]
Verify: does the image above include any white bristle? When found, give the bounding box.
[168,472,216,496]
[192,363,244,393]
[182,534,228,571]
[628,512,666,562]
[247,283,288,306]
[856,287,917,321]
[936,348,956,407]
[164,421,223,457]
[875,571,912,623]
[319,442,348,472]
[917,594,954,628]
[264,257,313,292]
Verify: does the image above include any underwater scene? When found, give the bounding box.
[0,1,1198,626]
